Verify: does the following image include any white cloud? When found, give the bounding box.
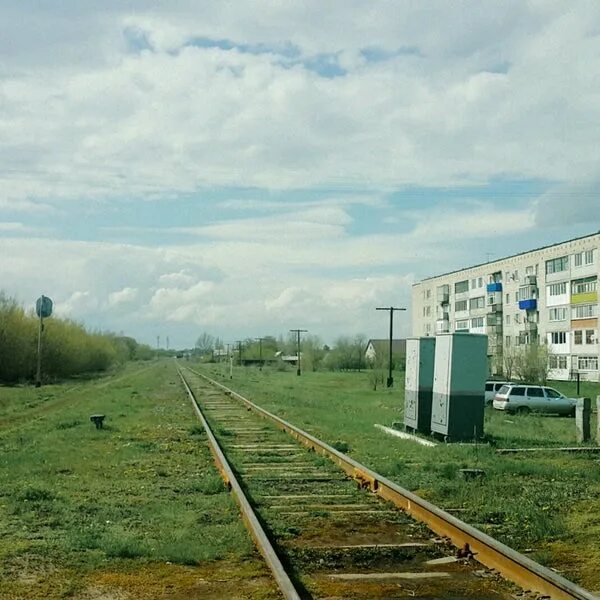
[107,286,138,308]
[1,4,600,200]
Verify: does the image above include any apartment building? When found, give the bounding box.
[412,232,600,381]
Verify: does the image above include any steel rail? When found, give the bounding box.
[185,366,599,600]
[177,368,302,600]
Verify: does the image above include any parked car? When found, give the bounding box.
[492,384,577,416]
[484,381,514,406]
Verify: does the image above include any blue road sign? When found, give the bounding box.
[36,295,53,319]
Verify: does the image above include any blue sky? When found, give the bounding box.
[0,2,599,347]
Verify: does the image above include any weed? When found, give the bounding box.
[55,420,81,430]
[331,440,349,453]
[18,487,55,502]
[188,424,205,437]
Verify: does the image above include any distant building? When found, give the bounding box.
[412,232,600,382]
[365,339,406,363]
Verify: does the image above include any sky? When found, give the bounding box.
[1,1,599,348]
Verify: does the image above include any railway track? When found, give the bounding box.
[177,365,598,600]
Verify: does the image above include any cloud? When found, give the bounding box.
[405,204,536,241]
[107,286,139,308]
[2,4,600,202]
[532,183,600,228]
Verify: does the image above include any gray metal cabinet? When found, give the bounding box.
[404,337,436,434]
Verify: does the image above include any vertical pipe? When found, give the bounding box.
[387,308,394,387]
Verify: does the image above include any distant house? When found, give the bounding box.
[365,339,406,364]
[274,351,299,366]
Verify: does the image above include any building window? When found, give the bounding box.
[549,331,566,345]
[469,296,485,310]
[572,304,597,319]
[578,356,598,371]
[585,329,597,344]
[574,330,582,345]
[422,306,431,317]
[549,355,568,370]
[548,282,567,296]
[505,314,510,325]
[574,252,583,267]
[455,280,469,294]
[526,265,534,275]
[455,300,468,312]
[585,249,595,265]
[505,293,510,303]
[478,277,483,288]
[471,278,477,289]
[505,336,511,347]
[471,317,484,328]
[549,307,567,321]
[572,276,597,294]
[455,320,469,331]
[546,256,569,274]
[514,313,521,324]
[425,323,431,334]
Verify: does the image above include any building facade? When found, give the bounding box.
[412,232,599,382]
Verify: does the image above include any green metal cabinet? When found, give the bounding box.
[431,333,487,441]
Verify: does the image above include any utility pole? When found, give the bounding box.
[228,343,233,379]
[236,340,243,366]
[376,306,407,388]
[166,336,170,351]
[290,329,308,376]
[256,337,266,371]
[156,335,160,360]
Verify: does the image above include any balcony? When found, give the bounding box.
[436,319,450,334]
[571,291,598,305]
[437,293,450,305]
[487,282,502,293]
[518,298,537,311]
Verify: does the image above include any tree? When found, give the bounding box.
[195,332,215,355]
[504,341,549,384]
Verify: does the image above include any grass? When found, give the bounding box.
[0,360,278,599]
[201,362,600,592]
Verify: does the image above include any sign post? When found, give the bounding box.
[35,295,53,388]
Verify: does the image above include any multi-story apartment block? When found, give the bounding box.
[412,232,600,381]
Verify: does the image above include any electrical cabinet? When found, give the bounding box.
[430,333,487,441]
[404,337,436,433]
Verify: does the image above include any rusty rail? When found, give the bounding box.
[185,366,598,600]
[177,368,301,600]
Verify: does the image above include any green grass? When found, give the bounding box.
[0,361,270,599]
[201,362,600,591]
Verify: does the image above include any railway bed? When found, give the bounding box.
[178,366,598,600]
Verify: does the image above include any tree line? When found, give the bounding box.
[0,293,154,384]
[194,331,405,374]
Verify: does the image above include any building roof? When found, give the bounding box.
[414,230,600,285]
[366,339,406,354]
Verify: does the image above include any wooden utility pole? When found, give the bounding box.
[375,306,406,387]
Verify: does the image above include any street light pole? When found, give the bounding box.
[376,306,406,388]
[290,329,308,376]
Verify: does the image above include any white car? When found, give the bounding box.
[492,384,577,416]
[484,381,514,406]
